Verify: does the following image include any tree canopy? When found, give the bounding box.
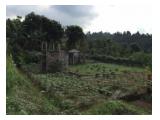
[23,12,64,50]
[65,25,85,50]
[6,12,152,67]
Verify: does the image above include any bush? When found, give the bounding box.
[90,54,151,67]
[129,52,152,67]
[6,54,26,93]
[85,100,148,115]
[48,60,65,73]
[23,51,41,64]
[21,63,41,74]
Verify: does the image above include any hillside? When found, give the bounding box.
[6,12,152,115]
[6,55,151,114]
[6,55,57,114]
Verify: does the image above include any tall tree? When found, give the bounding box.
[6,17,25,65]
[65,25,84,50]
[23,12,64,51]
[130,43,141,52]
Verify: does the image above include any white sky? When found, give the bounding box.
[86,3,152,34]
[6,3,152,34]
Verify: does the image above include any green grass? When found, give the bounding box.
[33,73,103,114]
[68,63,144,75]
[68,63,148,94]
[6,55,58,114]
[84,100,150,115]
[32,71,150,114]
[7,57,151,115]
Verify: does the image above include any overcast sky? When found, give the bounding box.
[6,4,152,34]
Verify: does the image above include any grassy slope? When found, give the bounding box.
[33,73,151,115]
[84,100,150,115]
[6,55,57,115]
[6,56,151,114]
[35,74,151,115]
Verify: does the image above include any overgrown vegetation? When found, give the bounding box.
[18,62,150,114]
[6,12,152,115]
[69,62,145,74]
[85,100,150,115]
[6,55,58,114]
[90,53,151,67]
[7,56,151,114]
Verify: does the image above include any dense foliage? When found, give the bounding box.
[7,12,87,65]
[86,32,152,67]
[6,12,152,115]
[86,31,152,55]
[20,62,151,114]
[6,56,152,114]
[6,55,57,114]
[65,25,85,50]
[7,12,152,68]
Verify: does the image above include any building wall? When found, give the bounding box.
[45,51,68,72]
[69,52,80,65]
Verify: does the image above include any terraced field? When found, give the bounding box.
[28,62,151,114]
[68,63,145,74]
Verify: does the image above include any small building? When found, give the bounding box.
[41,41,84,72]
[68,49,80,65]
[41,41,68,73]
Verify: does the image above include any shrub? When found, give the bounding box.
[59,99,74,110]
[48,60,65,73]
[129,52,152,67]
[85,100,148,115]
[23,51,41,64]
[90,54,151,67]
[6,54,26,93]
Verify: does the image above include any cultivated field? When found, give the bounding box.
[27,62,152,114]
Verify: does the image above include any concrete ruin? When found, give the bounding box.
[41,41,84,73]
[68,49,80,65]
[41,41,68,73]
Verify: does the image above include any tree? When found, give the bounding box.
[130,43,141,52]
[23,12,64,51]
[65,25,84,50]
[7,12,64,65]
[6,17,25,65]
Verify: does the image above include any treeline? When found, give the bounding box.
[87,31,152,54]
[6,12,152,68]
[86,31,152,67]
